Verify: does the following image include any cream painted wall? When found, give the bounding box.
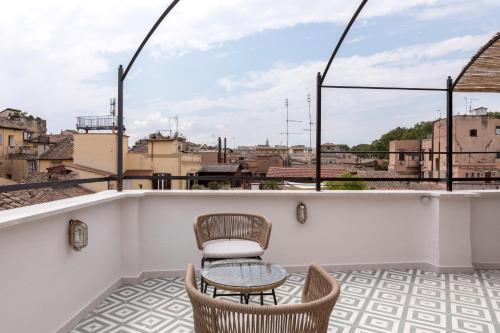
[73,133,128,174]
[127,139,201,190]
[0,128,25,179]
[1,190,499,333]
[470,194,500,266]
[0,199,123,333]
[65,166,112,192]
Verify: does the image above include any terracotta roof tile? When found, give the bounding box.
[39,136,73,160]
[0,171,94,211]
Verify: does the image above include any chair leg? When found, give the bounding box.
[272,289,277,305]
[200,258,205,292]
[260,292,264,305]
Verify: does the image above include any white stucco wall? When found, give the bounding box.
[470,193,500,266]
[0,189,498,333]
[0,195,124,333]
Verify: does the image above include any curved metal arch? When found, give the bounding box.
[321,0,368,84]
[122,0,181,81]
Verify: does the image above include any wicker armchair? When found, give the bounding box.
[194,213,272,267]
[185,263,340,333]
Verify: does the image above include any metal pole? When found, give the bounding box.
[285,98,289,149]
[117,65,124,191]
[446,76,453,191]
[224,137,227,163]
[315,72,322,192]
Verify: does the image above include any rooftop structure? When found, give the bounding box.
[76,116,118,133]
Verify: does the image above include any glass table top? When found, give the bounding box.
[201,259,287,290]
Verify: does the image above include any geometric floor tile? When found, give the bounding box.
[70,269,500,333]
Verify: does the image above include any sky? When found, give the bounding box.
[1,0,499,148]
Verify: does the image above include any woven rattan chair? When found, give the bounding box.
[185,263,341,333]
[194,213,272,268]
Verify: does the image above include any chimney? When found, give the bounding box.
[217,137,222,163]
[224,137,227,164]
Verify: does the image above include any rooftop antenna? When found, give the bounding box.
[284,98,302,149]
[464,97,479,113]
[110,98,116,130]
[110,98,116,117]
[303,94,315,151]
[167,116,183,137]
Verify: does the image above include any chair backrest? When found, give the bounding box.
[194,213,272,250]
[185,263,340,333]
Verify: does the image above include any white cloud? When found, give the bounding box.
[127,33,499,146]
[0,0,498,138]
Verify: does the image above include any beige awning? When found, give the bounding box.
[454,32,500,93]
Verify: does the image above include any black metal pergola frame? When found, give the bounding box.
[1,0,499,195]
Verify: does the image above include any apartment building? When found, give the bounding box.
[389,108,500,182]
[422,109,500,180]
[126,132,201,190]
[0,108,46,180]
[388,140,421,176]
[35,131,201,192]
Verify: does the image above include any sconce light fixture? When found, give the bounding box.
[296,202,307,224]
[69,219,88,251]
[420,196,431,206]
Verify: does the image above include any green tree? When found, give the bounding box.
[351,121,433,159]
[207,181,221,190]
[324,172,367,190]
[262,180,281,190]
[335,144,350,152]
[351,143,373,158]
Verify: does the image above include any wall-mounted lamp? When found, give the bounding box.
[296,202,307,224]
[420,196,431,206]
[69,219,88,251]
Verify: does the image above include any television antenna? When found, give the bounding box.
[303,94,315,150]
[284,98,302,149]
[464,97,479,113]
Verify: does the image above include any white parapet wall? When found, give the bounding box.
[0,189,499,333]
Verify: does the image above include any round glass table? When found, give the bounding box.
[200,259,287,305]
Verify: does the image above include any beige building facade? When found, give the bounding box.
[36,132,201,192]
[421,113,500,179]
[126,136,201,190]
[390,111,500,182]
[388,140,421,176]
[0,109,46,181]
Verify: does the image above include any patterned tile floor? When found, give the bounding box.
[71,269,500,333]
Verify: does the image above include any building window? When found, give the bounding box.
[465,173,469,177]
[28,161,37,173]
[8,135,14,147]
[497,152,500,159]
[496,126,500,135]
[398,152,405,161]
[470,129,478,137]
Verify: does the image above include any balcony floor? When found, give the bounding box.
[71,269,500,333]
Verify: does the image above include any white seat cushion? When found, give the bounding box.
[202,239,264,259]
